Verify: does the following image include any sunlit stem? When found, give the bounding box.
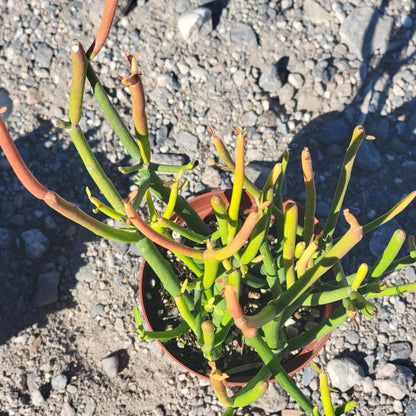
[175,294,196,333]
[208,362,234,407]
[301,147,316,245]
[366,281,416,298]
[120,51,151,163]
[362,191,416,235]
[323,125,371,239]
[351,263,368,290]
[260,242,282,297]
[245,335,315,414]
[68,124,124,213]
[157,217,207,245]
[283,202,298,289]
[310,362,335,416]
[86,0,118,60]
[203,251,220,289]
[334,401,357,415]
[369,229,406,281]
[227,126,246,242]
[210,125,260,198]
[86,187,124,220]
[297,233,320,278]
[86,63,141,162]
[241,215,269,265]
[202,320,215,359]
[163,172,181,219]
[69,41,87,125]
[233,380,268,408]
[211,194,228,245]
[261,162,282,203]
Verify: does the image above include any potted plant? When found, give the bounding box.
[1,1,415,415]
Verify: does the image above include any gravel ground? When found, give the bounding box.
[1,0,416,415]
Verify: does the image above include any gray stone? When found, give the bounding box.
[92,304,105,317]
[61,402,76,416]
[0,227,10,249]
[201,167,221,189]
[177,7,212,43]
[230,23,258,47]
[52,374,68,390]
[355,140,383,171]
[75,264,95,283]
[390,341,412,361]
[303,0,331,25]
[405,266,416,282]
[148,87,171,109]
[406,400,416,416]
[34,42,54,68]
[327,357,364,392]
[288,73,304,89]
[278,83,295,105]
[31,389,45,406]
[102,355,119,378]
[369,219,401,257]
[175,130,199,153]
[21,228,50,259]
[339,7,394,60]
[241,110,258,127]
[301,365,317,386]
[34,270,60,307]
[319,118,350,144]
[155,125,169,144]
[259,64,282,94]
[374,363,413,399]
[295,88,323,112]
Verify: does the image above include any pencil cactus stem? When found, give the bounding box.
[283,202,298,289]
[121,51,151,163]
[211,194,229,245]
[157,217,207,245]
[208,362,234,407]
[162,173,181,219]
[261,162,282,202]
[210,125,260,198]
[323,125,368,239]
[351,263,369,290]
[301,147,316,244]
[319,371,335,416]
[362,191,416,235]
[175,295,196,333]
[0,116,48,199]
[369,229,406,281]
[123,198,205,259]
[86,0,118,60]
[86,187,124,220]
[233,380,269,407]
[203,257,220,289]
[68,124,124,213]
[241,216,269,265]
[214,210,262,261]
[228,126,246,242]
[69,41,87,125]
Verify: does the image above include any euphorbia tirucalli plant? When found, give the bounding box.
[1,1,416,415]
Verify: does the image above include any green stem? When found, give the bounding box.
[86,63,142,162]
[323,125,368,239]
[246,335,315,414]
[68,124,124,213]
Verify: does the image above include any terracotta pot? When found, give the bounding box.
[139,189,338,385]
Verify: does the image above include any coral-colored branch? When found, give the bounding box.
[86,0,118,60]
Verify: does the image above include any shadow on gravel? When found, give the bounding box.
[0,119,131,345]
[249,0,416,273]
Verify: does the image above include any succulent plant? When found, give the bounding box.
[1,1,415,415]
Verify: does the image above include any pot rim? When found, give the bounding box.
[138,189,338,386]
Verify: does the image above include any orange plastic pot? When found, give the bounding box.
[139,189,338,385]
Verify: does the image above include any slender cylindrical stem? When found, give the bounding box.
[86,0,118,60]
[362,191,416,235]
[283,202,298,288]
[369,229,406,280]
[228,126,246,242]
[323,125,370,239]
[211,194,228,245]
[351,263,368,290]
[68,124,124,213]
[69,41,87,125]
[301,147,316,245]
